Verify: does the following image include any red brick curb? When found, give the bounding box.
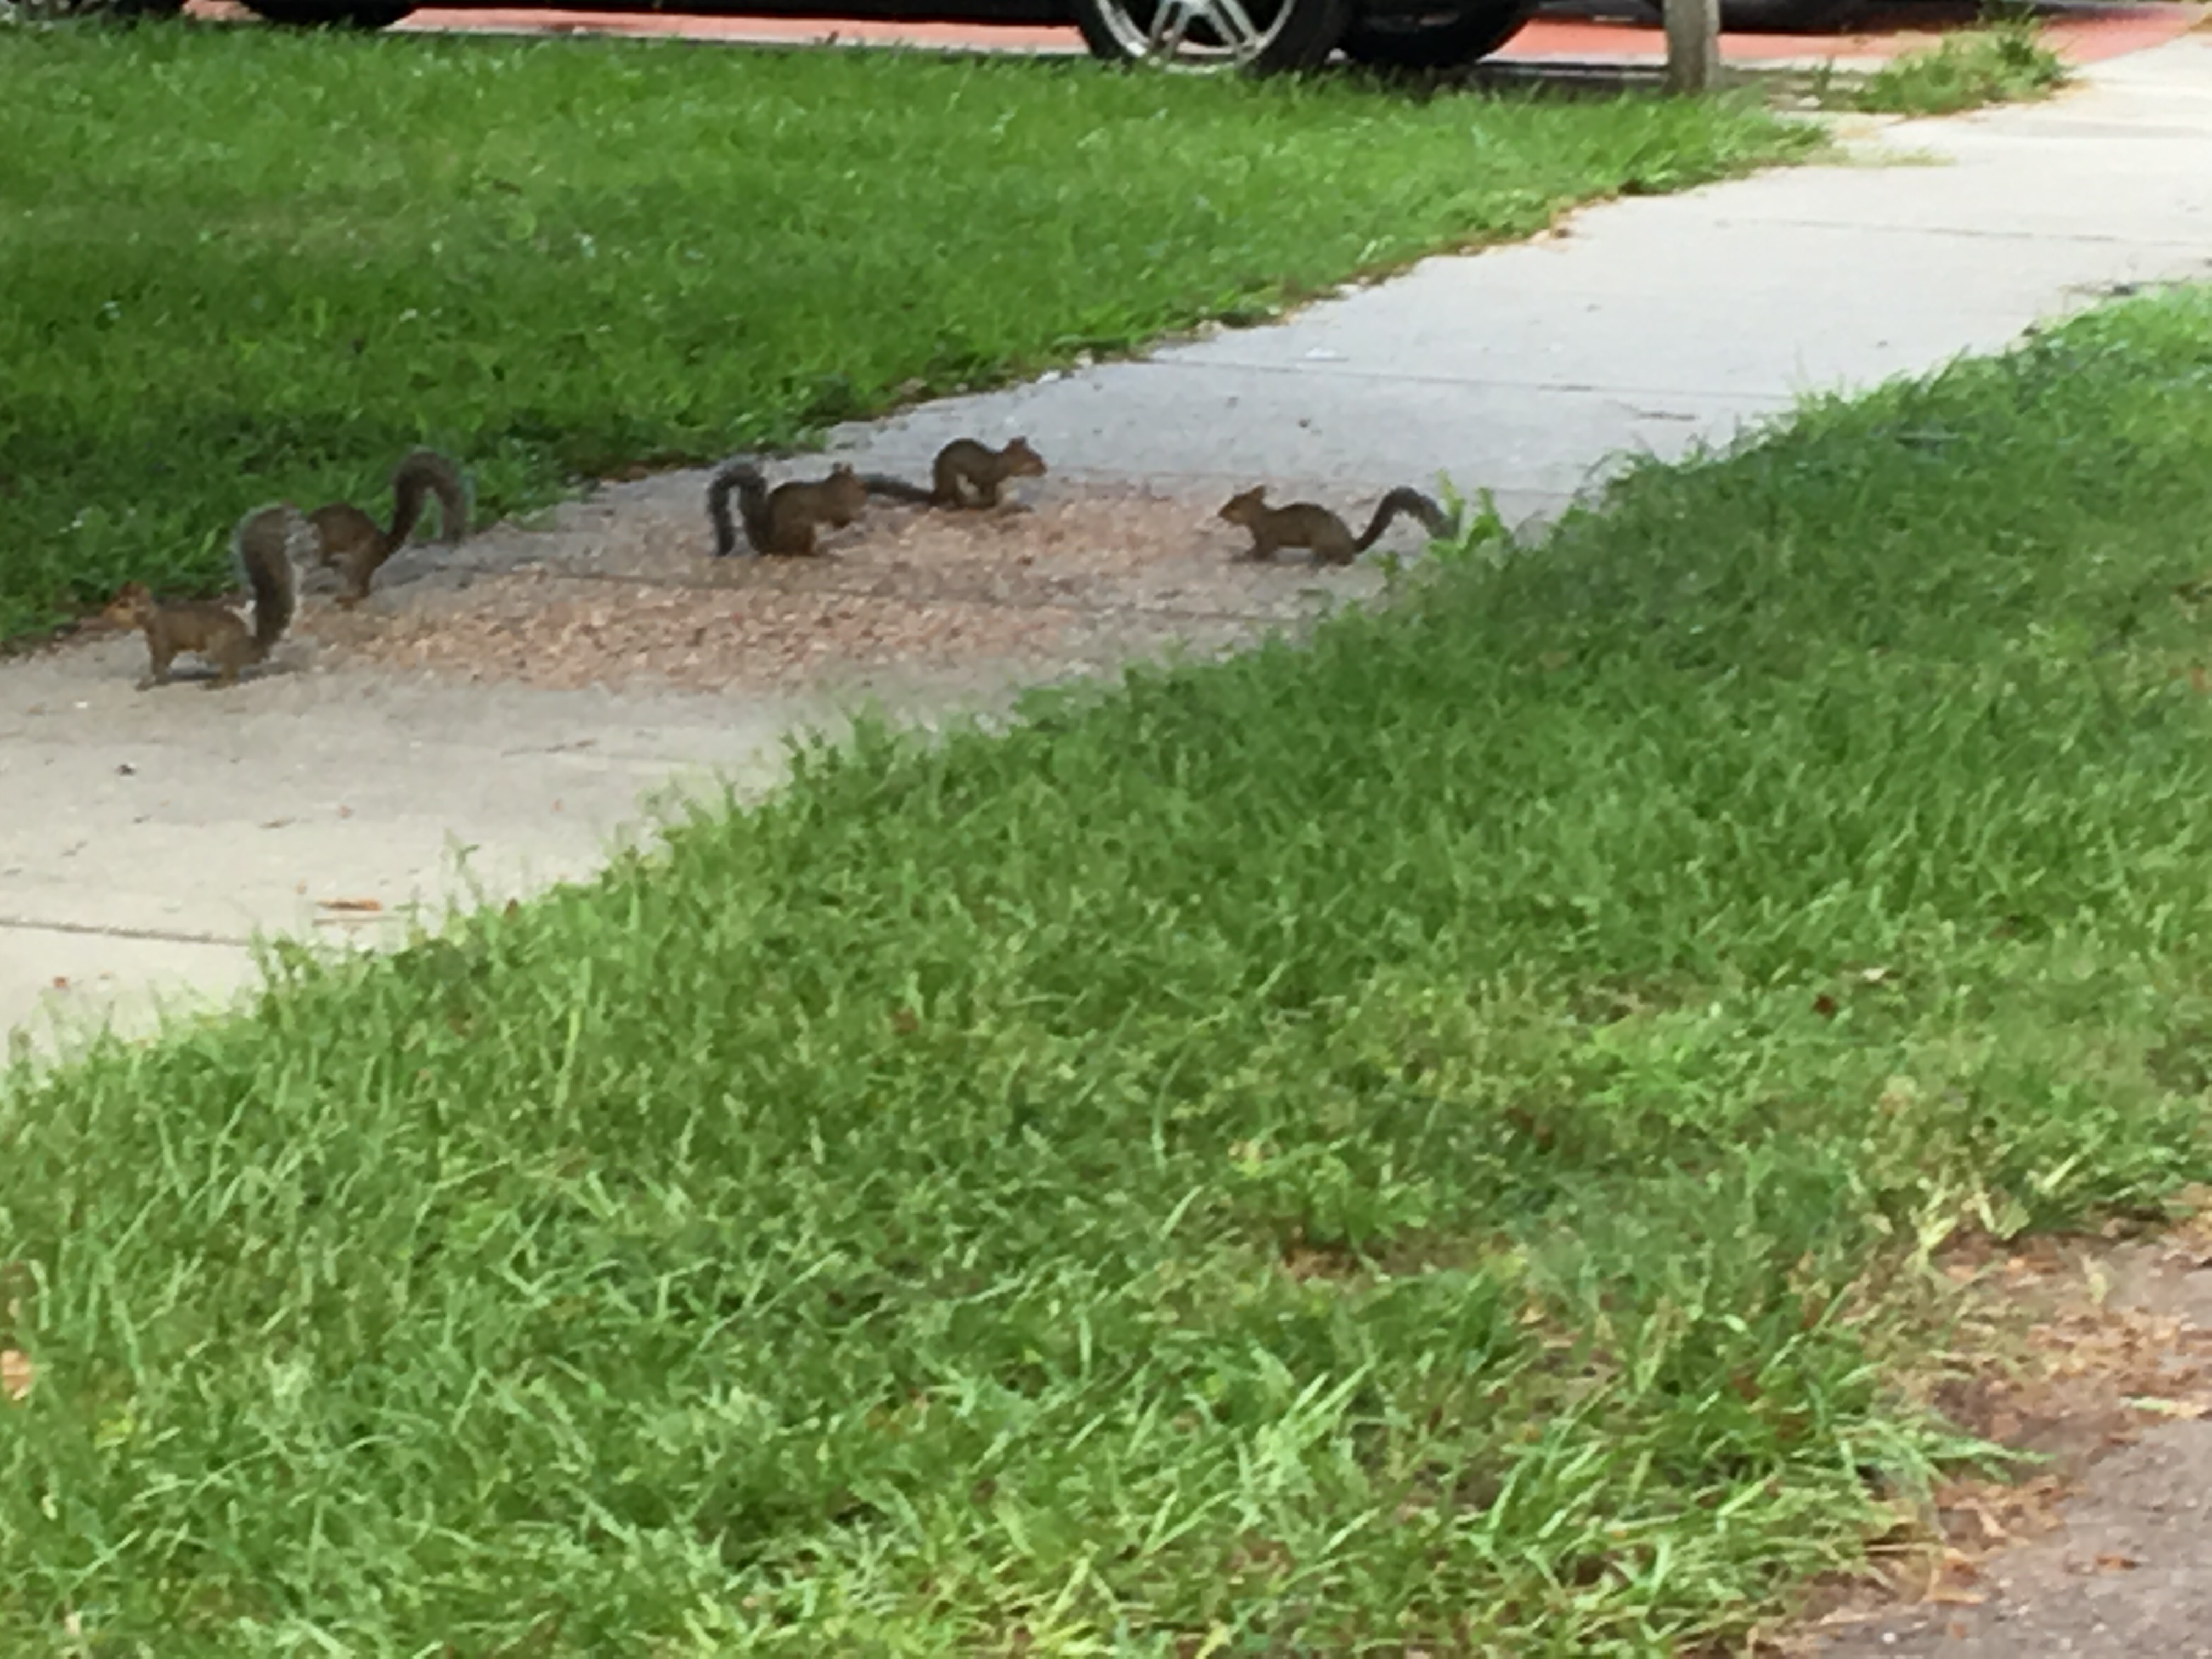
[184,0,2207,67]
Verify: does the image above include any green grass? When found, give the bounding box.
[9,285,2212,1651]
[0,23,1814,643]
[1843,17,2067,116]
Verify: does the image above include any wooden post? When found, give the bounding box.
[1664,0,1722,94]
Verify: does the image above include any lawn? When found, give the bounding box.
[1839,16,2067,117]
[7,285,2212,1651]
[0,21,1818,642]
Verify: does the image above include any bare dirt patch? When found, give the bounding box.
[1779,1200,2212,1656]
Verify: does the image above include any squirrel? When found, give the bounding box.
[857,437,1048,511]
[708,459,869,557]
[310,449,470,605]
[1218,484,1454,566]
[103,504,309,689]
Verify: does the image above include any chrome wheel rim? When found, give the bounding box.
[1090,0,1299,67]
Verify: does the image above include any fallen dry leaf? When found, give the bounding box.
[1,1348,31,1403]
[2125,1393,2211,1419]
[1922,1586,1987,1607]
[316,898,383,913]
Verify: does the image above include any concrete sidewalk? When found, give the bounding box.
[821,37,2212,516]
[4,36,2211,1047]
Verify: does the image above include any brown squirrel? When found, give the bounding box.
[310,449,470,605]
[859,437,1048,510]
[708,459,868,557]
[103,505,309,689]
[1219,485,1454,565]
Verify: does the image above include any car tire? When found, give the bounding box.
[241,0,415,25]
[1073,0,1352,71]
[1338,0,1536,66]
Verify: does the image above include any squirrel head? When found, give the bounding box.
[1003,437,1047,477]
[102,582,156,625]
[1218,487,1268,526]
[825,464,867,519]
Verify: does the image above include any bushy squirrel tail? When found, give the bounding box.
[1354,487,1455,552]
[708,458,771,557]
[856,472,939,505]
[233,504,311,654]
[388,449,471,548]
